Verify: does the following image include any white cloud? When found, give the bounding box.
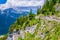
[0,0,45,10]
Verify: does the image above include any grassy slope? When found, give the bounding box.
[0,0,60,40]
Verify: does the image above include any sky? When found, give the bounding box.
[0,0,7,4]
[0,0,45,10]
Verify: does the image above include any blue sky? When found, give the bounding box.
[0,0,7,4]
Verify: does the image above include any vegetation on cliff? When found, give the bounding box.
[0,0,60,40]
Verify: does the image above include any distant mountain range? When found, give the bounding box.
[0,6,40,35]
[0,0,45,35]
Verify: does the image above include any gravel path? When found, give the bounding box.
[40,16,60,22]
